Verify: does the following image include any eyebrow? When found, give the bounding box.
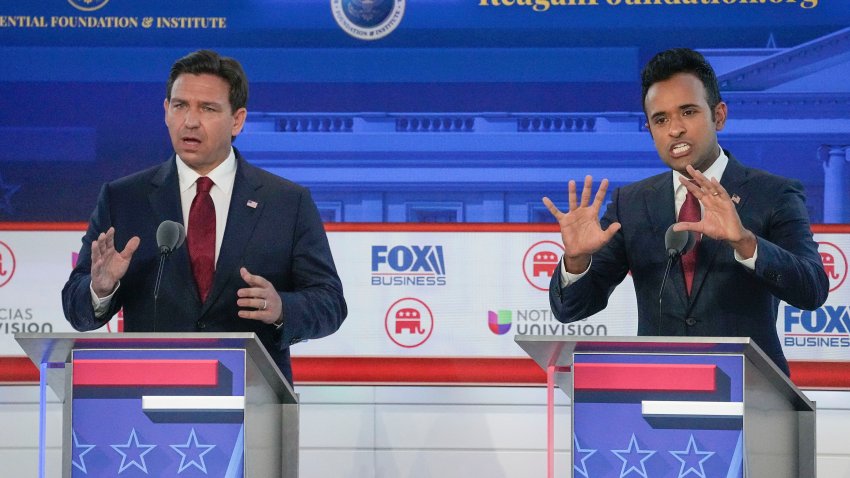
[649,103,702,119]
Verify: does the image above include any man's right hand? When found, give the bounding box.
[542,175,621,274]
[90,227,140,298]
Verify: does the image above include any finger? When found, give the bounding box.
[602,221,621,240]
[542,197,562,218]
[592,178,609,211]
[568,180,578,211]
[120,236,141,260]
[579,175,593,208]
[102,227,116,251]
[679,176,702,196]
[237,286,266,299]
[236,297,267,310]
[240,267,272,288]
[672,221,704,234]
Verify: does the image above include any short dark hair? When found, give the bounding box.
[166,49,248,112]
[640,48,721,119]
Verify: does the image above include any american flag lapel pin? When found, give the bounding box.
[731,194,741,204]
[247,200,258,208]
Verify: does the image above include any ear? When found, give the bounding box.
[713,101,728,132]
[163,98,169,122]
[231,107,248,137]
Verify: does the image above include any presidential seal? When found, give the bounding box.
[331,0,405,41]
[68,0,111,12]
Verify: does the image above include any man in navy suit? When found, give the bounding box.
[62,50,347,385]
[544,48,827,376]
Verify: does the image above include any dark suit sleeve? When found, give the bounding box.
[747,179,828,310]
[276,188,347,347]
[61,184,122,331]
[549,187,631,323]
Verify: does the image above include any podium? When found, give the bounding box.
[15,333,298,478]
[516,336,816,478]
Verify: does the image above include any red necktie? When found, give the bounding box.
[188,177,215,302]
[678,186,701,295]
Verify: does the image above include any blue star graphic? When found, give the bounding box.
[573,434,597,478]
[71,430,96,473]
[0,173,20,215]
[611,434,656,478]
[170,428,216,474]
[110,428,156,474]
[670,435,715,478]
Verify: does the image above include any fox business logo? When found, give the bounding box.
[783,305,850,348]
[371,245,446,286]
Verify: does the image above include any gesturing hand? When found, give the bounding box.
[673,165,757,258]
[542,175,621,273]
[237,267,283,326]
[90,227,140,298]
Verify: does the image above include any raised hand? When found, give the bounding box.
[90,227,140,297]
[542,175,621,273]
[673,164,757,258]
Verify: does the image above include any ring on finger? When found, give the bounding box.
[711,192,720,196]
[261,299,267,311]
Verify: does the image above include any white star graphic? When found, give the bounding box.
[670,435,715,478]
[573,434,597,478]
[170,428,216,474]
[71,430,96,473]
[110,428,156,474]
[611,434,656,478]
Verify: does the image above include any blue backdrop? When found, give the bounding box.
[1,0,848,223]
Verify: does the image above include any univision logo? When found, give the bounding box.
[488,310,512,335]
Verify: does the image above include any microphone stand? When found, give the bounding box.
[153,247,170,333]
[658,251,679,336]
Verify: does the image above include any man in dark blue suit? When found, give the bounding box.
[544,48,827,376]
[62,50,347,385]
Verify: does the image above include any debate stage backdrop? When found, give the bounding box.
[1,1,849,382]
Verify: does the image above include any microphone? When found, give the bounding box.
[664,225,695,258]
[156,220,186,255]
[658,224,695,334]
[154,220,186,331]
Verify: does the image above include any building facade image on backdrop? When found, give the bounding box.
[1,1,849,477]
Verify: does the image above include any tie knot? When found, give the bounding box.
[196,177,214,194]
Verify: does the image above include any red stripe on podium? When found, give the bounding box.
[573,363,717,392]
[3,356,850,389]
[72,359,219,387]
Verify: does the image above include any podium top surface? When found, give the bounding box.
[15,332,295,403]
[515,335,814,411]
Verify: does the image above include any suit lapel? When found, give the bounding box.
[201,156,264,315]
[644,172,689,309]
[687,153,751,308]
[147,158,201,307]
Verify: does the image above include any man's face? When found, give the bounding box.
[164,73,246,175]
[644,72,727,177]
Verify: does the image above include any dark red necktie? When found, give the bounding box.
[678,186,701,295]
[188,177,215,302]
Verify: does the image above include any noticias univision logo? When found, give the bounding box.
[488,310,512,335]
[371,245,446,286]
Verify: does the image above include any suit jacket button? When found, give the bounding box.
[196,321,207,330]
[685,318,696,326]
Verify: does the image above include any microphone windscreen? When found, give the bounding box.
[664,224,694,257]
[156,220,185,254]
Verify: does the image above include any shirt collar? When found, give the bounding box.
[672,147,729,195]
[176,148,237,194]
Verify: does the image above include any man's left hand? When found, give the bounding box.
[673,164,757,258]
[237,267,283,325]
